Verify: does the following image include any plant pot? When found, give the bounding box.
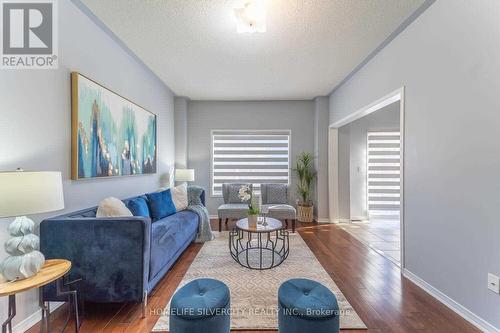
[297,205,314,223]
[248,214,258,228]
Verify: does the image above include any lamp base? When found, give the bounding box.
[0,216,45,281]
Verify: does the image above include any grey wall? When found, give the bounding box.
[186,100,315,215]
[338,102,400,220]
[0,0,175,329]
[174,97,189,168]
[313,97,330,221]
[329,0,500,329]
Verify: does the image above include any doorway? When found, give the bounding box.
[328,88,405,267]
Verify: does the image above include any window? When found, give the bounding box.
[211,130,291,196]
[367,131,401,219]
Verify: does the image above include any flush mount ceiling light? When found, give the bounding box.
[234,0,266,33]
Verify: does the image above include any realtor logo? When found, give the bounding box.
[1,0,58,69]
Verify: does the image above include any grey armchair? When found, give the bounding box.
[217,183,253,231]
[261,184,296,232]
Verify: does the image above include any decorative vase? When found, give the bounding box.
[297,205,314,223]
[0,216,45,281]
[248,214,258,228]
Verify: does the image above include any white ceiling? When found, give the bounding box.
[80,0,424,100]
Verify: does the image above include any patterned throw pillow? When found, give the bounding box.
[266,184,287,204]
[228,184,247,203]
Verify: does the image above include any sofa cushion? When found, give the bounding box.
[149,210,199,279]
[146,189,177,221]
[127,197,150,217]
[96,197,133,217]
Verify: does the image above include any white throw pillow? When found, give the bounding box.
[96,197,133,217]
[171,183,188,211]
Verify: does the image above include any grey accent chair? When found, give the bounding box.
[261,184,296,233]
[217,183,253,231]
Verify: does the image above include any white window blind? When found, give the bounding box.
[367,131,401,219]
[211,130,291,196]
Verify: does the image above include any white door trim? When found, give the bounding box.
[328,87,406,268]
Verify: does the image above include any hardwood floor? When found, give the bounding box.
[26,220,479,333]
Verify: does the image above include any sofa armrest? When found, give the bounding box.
[40,216,151,303]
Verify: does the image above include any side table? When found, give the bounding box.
[229,217,290,270]
[0,259,81,333]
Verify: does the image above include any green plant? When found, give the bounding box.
[293,151,316,206]
[238,184,260,215]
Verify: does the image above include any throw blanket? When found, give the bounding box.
[187,186,215,243]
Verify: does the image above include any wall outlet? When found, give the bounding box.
[487,273,500,294]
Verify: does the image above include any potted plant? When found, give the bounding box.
[238,185,260,227]
[294,152,316,223]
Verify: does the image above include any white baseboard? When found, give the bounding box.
[209,215,218,219]
[13,302,64,333]
[350,216,368,221]
[334,218,350,223]
[403,269,500,333]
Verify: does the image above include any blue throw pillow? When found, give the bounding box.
[127,197,150,217]
[145,189,177,221]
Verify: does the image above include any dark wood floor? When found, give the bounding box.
[27,220,479,333]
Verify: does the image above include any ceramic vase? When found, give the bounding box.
[248,214,258,228]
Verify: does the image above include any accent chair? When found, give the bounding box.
[217,183,253,231]
[261,183,296,232]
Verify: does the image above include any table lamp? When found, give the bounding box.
[0,170,64,281]
[175,169,195,184]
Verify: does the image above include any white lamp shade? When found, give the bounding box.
[175,169,195,182]
[0,171,64,218]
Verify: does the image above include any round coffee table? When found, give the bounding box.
[229,217,289,270]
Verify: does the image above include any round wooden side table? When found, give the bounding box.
[0,259,80,333]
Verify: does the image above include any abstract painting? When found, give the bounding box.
[71,72,157,180]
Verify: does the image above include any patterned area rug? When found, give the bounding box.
[152,232,366,331]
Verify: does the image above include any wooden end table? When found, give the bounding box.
[0,259,81,333]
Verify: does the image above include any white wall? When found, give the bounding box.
[0,0,175,330]
[186,100,315,215]
[337,126,351,220]
[337,102,400,220]
[329,0,500,330]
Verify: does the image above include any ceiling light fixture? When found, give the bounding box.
[234,0,266,33]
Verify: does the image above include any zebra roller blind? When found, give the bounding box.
[211,130,291,196]
[367,131,401,219]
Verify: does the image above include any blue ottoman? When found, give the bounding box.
[169,278,230,333]
[278,278,340,333]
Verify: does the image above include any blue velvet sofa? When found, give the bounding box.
[40,190,204,313]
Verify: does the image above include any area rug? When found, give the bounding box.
[152,232,366,331]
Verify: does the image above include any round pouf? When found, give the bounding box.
[278,278,340,333]
[169,278,230,333]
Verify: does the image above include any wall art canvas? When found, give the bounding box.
[71,72,157,180]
